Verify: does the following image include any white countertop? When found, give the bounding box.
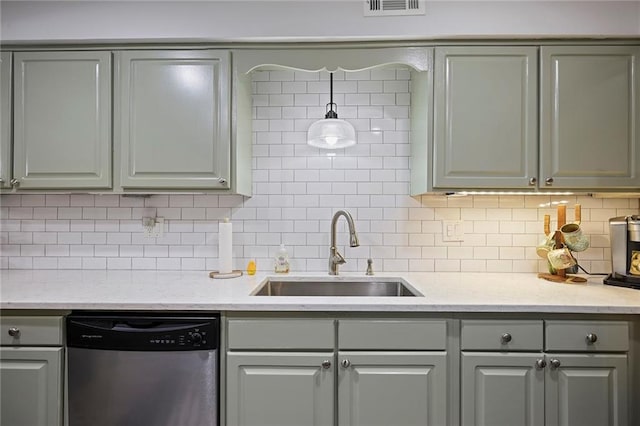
[1,270,640,314]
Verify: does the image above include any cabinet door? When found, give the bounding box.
[461,352,545,426]
[13,51,111,189]
[433,47,538,189]
[545,353,627,426]
[338,351,447,426]
[116,50,230,189]
[0,347,63,426]
[1,52,11,189]
[540,46,640,189]
[226,352,334,426]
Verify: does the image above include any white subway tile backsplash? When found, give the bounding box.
[1,68,636,273]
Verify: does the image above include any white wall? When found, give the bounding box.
[1,1,639,42]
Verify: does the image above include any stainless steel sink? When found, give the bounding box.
[252,278,422,297]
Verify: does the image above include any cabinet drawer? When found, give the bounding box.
[0,316,64,346]
[545,321,629,352]
[227,319,334,350]
[461,320,543,351]
[338,319,447,350]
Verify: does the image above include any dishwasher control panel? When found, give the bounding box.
[67,313,219,351]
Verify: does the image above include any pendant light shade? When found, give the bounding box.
[307,73,356,149]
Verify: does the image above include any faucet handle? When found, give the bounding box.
[332,251,346,265]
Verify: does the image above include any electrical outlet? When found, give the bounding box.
[143,217,164,238]
[442,220,464,242]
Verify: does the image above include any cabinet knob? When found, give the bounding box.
[529,177,537,186]
[501,333,512,343]
[8,327,20,337]
[549,359,561,370]
[545,177,554,186]
[218,178,227,185]
[586,333,598,344]
[535,359,547,370]
[321,360,331,369]
[341,359,351,368]
[0,178,3,184]
[10,178,18,187]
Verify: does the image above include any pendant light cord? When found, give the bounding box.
[325,73,338,119]
[330,73,334,106]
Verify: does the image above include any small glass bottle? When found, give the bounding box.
[246,259,257,276]
[274,244,290,273]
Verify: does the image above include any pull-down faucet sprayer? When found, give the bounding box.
[329,210,359,275]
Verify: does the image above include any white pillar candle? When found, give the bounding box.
[218,218,233,274]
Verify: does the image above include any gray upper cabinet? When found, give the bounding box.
[13,51,112,189]
[0,52,11,189]
[115,50,230,190]
[433,46,538,190]
[540,46,640,189]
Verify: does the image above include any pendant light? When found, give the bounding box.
[307,73,356,149]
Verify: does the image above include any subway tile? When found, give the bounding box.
[58,257,82,269]
[34,257,59,269]
[9,208,33,220]
[58,232,82,245]
[70,194,95,207]
[33,232,57,244]
[21,220,45,232]
[95,245,120,257]
[33,207,57,219]
[45,194,70,207]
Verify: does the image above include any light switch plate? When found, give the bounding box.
[442,220,464,242]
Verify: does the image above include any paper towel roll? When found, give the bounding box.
[219,218,233,273]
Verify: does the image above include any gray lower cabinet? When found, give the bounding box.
[226,352,335,426]
[0,347,63,426]
[12,51,112,189]
[226,317,450,426]
[540,46,640,189]
[1,52,11,189]
[115,50,231,190]
[338,351,448,426]
[461,319,631,426]
[545,354,628,426]
[461,352,545,426]
[432,46,538,190]
[0,315,64,426]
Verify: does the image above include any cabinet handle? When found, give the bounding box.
[8,327,20,337]
[321,360,331,369]
[218,178,227,185]
[501,333,512,343]
[10,178,18,187]
[535,359,547,370]
[545,177,554,186]
[586,333,598,344]
[341,359,351,368]
[529,177,537,186]
[549,359,561,370]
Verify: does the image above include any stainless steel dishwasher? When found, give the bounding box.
[67,313,219,426]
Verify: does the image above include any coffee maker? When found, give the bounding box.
[605,215,640,289]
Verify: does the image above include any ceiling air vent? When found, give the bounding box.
[364,0,425,16]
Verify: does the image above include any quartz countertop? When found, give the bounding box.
[2,270,640,314]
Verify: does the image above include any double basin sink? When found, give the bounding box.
[252,277,422,297]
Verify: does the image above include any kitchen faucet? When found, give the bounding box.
[329,210,360,275]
